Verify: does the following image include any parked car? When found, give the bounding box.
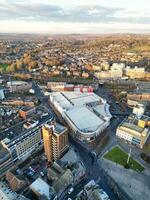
[68,187,74,194]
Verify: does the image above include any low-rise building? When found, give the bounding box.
[116,114,150,148]
[30,178,56,200]
[19,106,36,119]
[95,71,111,79]
[47,162,74,198]
[76,180,110,200]
[7,81,31,93]
[124,67,146,79]
[0,181,29,200]
[1,97,37,106]
[5,172,26,192]
[133,102,146,118]
[127,90,150,102]
[47,82,66,92]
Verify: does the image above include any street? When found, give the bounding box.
[68,136,120,200]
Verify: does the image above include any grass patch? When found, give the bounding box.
[0,63,8,72]
[104,146,144,172]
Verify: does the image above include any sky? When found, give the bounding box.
[0,0,150,34]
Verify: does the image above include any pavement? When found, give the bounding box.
[100,158,150,200]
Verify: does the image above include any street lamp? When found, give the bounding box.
[127,148,132,164]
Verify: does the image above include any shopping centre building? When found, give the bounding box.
[49,92,112,143]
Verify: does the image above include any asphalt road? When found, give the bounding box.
[32,81,56,118]
[69,136,119,200]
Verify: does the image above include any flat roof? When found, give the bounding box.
[50,92,112,134]
[30,178,50,198]
[121,122,143,133]
[55,123,67,135]
[1,115,53,147]
[66,107,104,133]
[20,106,35,112]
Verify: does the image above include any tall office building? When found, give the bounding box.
[42,123,69,162]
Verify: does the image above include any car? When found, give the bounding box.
[68,187,74,194]
[40,171,44,177]
[89,151,97,159]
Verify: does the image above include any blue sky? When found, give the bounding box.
[0,0,150,34]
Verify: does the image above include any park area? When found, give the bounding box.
[104,146,144,172]
[0,63,8,72]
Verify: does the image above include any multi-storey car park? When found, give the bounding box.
[49,92,112,143]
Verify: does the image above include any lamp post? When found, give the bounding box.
[127,148,132,164]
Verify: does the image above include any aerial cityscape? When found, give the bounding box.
[0,1,150,200]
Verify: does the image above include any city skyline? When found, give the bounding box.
[0,0,150,34]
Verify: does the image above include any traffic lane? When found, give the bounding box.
[66,179,87,200]
[69,137,119,200]
[32,81,56,117]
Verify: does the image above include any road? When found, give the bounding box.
[68,136,119,200]
[32,81,56,118]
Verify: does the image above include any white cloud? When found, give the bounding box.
[0,20,150,34]
[0,0,150,33]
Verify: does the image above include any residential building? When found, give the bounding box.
[42,123,69,162]
[1,97,37,106]
[124,67,146,79]
[127,90,150,102]
[95,71,111,79]
[116,114,150,148]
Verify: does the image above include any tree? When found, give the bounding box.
[7,63,16,72]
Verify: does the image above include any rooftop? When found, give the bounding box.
[1,114,53,147]
[54,123,67,135]
[50,92,112,134]
[118,114,150,139]
[20,106,35,112]
[30,178,54,199]
[66,107,103,133]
